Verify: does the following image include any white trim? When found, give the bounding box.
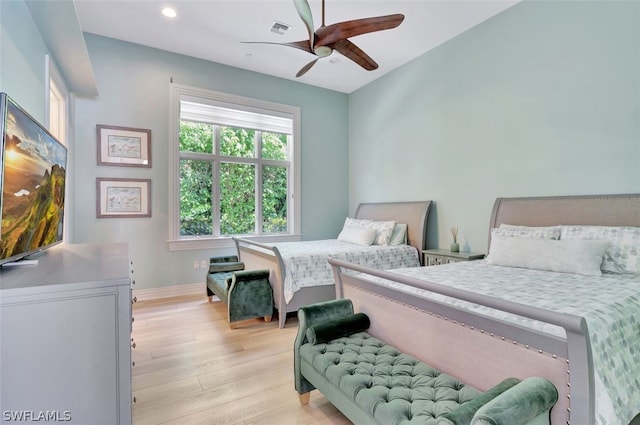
[132,282,204,301]
[167,233,301,251]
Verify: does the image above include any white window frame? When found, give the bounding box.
[168,83,301,251]
[44,55,72,243]
[44,54,68,145]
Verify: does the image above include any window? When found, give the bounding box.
[45,55,67,145]
[48,79,66,143]
[168,84,301,250]
[44,55,70,243]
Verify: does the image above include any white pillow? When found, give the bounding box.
[486,235,610,276]
[339,217,398,246]
[389,223,408,245]
[337,225,377,246]
[343,217,373,229]
[496,224,560,240]
[369,220,397,245]
[560,225,640,274]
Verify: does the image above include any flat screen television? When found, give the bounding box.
[0,92,67,266]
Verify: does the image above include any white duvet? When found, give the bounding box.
[269,239,420,303]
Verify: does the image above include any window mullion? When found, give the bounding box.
[286,134,293,233]
[255,131,263,235]
[213,125,221,236]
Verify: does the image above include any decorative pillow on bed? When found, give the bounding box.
[486,235,610,276]
[496,224,561,240]
[369,220,397,245]
[343,217,373,229]
[560,225,640,274]
[341,217,397,245]
[389,223,408,245]
[337,225,377,245]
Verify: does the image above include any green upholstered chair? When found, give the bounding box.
[206,255,273,329]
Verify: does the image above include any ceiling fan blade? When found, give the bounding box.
[331,39,378,71]
[315,14,405,47]
[296,58,319,77]
[293,0,315,50]
[241,40,312,54]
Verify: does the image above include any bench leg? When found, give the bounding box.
[299,392,310,405]
[264,315,272,322]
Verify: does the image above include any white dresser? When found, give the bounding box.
[0,243,132,424]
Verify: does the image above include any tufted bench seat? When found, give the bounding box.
[294,299,558,425]
[206,255,273,329]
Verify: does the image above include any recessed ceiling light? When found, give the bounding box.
[161,7,177,18]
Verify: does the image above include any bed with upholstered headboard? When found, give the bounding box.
[329,193,640,425]
[233,200,431,328]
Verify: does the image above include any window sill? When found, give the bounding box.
[167,234,302,251]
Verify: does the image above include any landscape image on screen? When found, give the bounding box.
[1,100,66,262]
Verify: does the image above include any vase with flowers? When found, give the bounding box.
[450,227,459,252]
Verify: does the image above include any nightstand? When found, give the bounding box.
[422,249,485,266]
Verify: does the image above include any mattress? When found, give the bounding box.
[367,260,639,425]
[270,239,420,303]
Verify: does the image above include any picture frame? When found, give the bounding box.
[97,124,151,167]
[96,178,152,218]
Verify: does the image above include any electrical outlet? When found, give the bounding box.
[200,260,208,269]
[193,260,199,269]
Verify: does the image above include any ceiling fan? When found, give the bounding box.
[246,0,405,77]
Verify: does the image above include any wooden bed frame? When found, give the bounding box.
[233,200,432,328]
[329,193,640,425]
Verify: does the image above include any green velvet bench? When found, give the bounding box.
[294,299,558,425]
[206,255,273,329]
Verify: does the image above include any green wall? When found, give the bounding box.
[0,0,48,121]
[349,0,640,253]
[74,34,349,290]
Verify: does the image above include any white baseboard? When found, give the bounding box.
[132,282,206,301]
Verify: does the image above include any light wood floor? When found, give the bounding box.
[131,294,351,425]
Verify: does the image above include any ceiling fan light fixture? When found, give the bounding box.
[161,7,176,18]
[270,21,291,35]
[247,0,404,77]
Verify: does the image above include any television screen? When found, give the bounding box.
[0,93,67,265]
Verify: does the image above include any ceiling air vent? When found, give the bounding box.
[270,21,291,35]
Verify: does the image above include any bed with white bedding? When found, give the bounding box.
[233,201,431,328]
[328,194,640,425]
[273,239,420,303]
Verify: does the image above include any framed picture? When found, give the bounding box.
[97,124,151,167]
[96,178,151,218]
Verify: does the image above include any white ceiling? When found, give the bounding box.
[74,0,518,94]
